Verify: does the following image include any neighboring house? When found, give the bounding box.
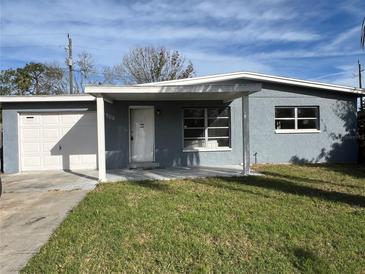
[0,72,364,181]
[359,110,365,163]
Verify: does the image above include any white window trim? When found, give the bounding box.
[183,107,231,150]
[275,106,319,133]
[183,147,232,152]
[275,129,321,134]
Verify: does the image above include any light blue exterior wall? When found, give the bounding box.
[1,101,95,173]
[2,107,19,173]
[249,83,358,164]
[105,100,243,169]
[1,83,359,173]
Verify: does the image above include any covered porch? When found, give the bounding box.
[85,83,261,181]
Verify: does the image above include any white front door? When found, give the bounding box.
[19,112,97,171]
[130,107,154,162]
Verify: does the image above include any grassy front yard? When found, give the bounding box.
[22,165,365,273]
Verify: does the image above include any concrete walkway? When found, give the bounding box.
[106,165,245,181]
[0,165,244,273]
[62,165,245,182]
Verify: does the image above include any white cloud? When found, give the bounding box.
[321,26,361,51]
[311,64,359,87]
[184,50,274,75]
[1,0,365,83]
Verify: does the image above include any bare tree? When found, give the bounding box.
[75,52,96,91]
[102,65,124,85]
[120,46,195,84]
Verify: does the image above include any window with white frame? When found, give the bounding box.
[275,106,320,132]
[183,107,231,149]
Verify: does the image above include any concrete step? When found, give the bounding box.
[128,162,160,169]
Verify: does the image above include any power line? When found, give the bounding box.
[0,64,120,77]
[48,67,121,78]
[72,45,123,52]
[1,32,122,77]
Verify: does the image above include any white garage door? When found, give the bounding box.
[19,112,97,171]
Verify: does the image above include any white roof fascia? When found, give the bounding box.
[137,71,365,95]
[0,95,95,103]
[85,83,261,95]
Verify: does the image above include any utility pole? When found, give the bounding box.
[358,60,364,111]
[359,60,363,89]
[67,33,73,94]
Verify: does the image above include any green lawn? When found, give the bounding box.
[22,165,365,273]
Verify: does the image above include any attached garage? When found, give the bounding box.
[19,111,97,171]
[1,95,97,173]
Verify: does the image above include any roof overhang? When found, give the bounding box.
[2,71,361,104]
[85,83,262,102]
[139,71,365,96]
[0,94,95,103]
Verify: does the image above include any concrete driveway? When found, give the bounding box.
[0,166,244,273]
[0,170,98,274]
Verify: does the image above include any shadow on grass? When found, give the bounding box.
[193,177,273,199]
[260,171,364,190]
[203,175,365,208]
[291,247,330,274]
[130,180,171,192]
[320,164,365,179]
[290,164,365,180]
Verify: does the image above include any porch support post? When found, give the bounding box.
[96,96,106,182]
[242,94,250,175]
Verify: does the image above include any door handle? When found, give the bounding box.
[130,136,134,141]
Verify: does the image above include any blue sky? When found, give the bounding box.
[0,0,364,86]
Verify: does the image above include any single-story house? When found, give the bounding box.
[1,72,364,181]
